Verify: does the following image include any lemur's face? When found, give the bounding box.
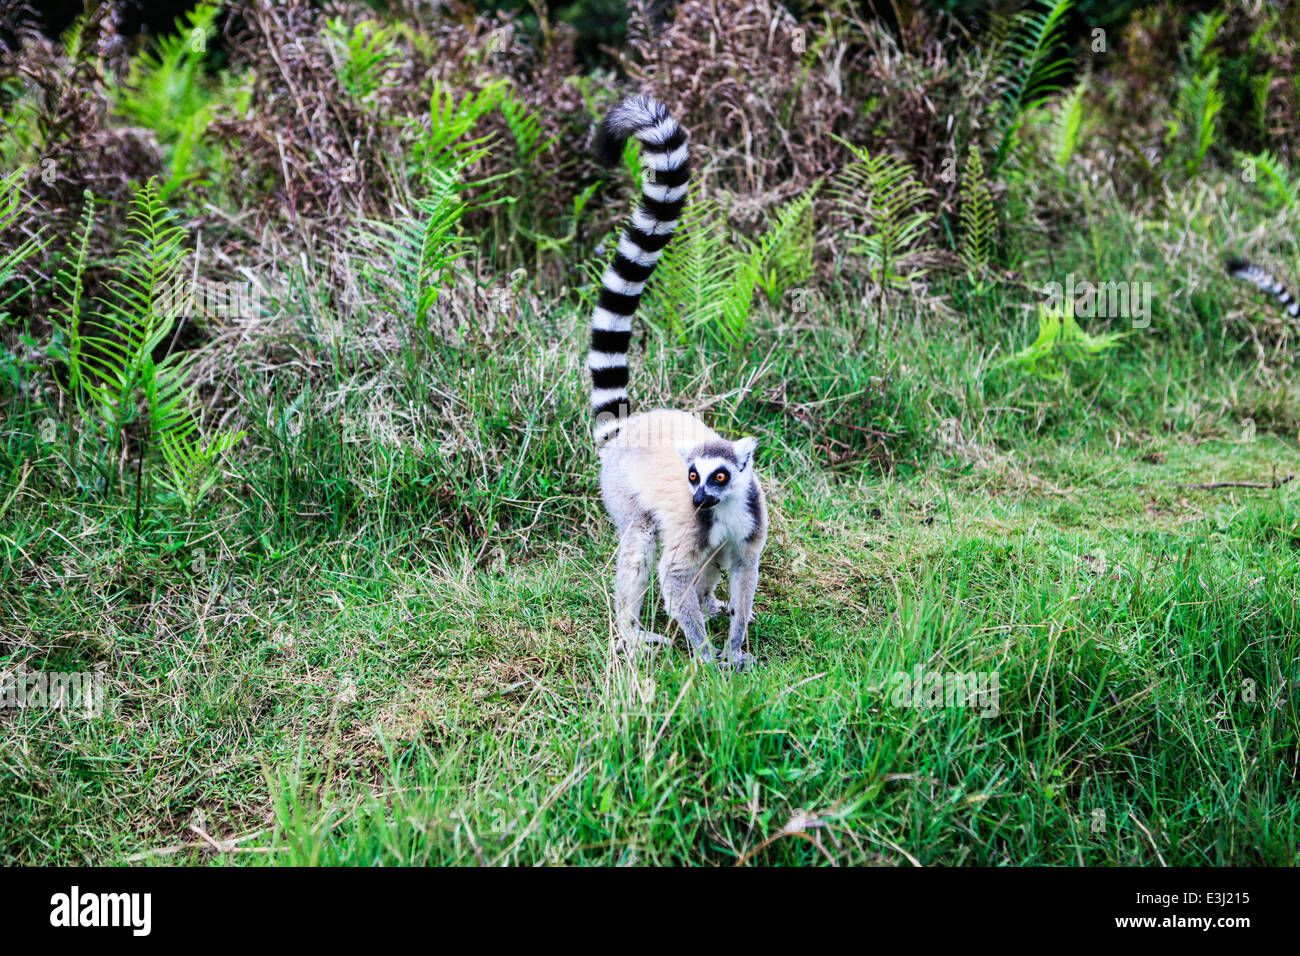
[680,438,757,511]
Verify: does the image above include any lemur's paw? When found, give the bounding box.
[703,595,727,618]
[720,650,755,673]
[616,631,670,656]
[688,644,720,666]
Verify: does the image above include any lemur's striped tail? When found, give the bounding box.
[588,94,690,445]
[1227,257,1300,318]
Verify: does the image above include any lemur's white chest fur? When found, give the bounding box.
[707,495,757,549]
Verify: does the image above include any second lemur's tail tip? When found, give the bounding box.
[1224,254,1300,317]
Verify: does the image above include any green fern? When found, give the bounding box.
[1177,70,1224,177]
[157,427,242,516]
[632,186,820,345]
[0,89,39,187]
[995,298,1124,380]
[496,88,564,269]
[326,18,398,104]
[830,138,935,290]
[719,190,817,341]
[48,193,95,468]
[84,179,190,463]
[71,178,239,513]
[0,170,46,327]
[498,90,557,167]
[525,182,599,257]
[752,185,820,307]
[0,171,48,398]
[1169,12,1226,178]
[639,196,738,342]
[1049,77,1087,173]
[990,0,1075,174]
[1186,10,1226,72]
[620,136,643,187]
[358,165,469,339]
[959,145,995,279]
[1238,149,1299,211]
[1249,72,1272,142]
[111,3,224,199]
[411,81,509,182]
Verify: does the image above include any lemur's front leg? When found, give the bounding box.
[660,560,718,662]
[664,577,717,662]
[723,559,759,671]
[696,559,726,618]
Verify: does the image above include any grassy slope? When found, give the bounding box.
[3,373,1298,864]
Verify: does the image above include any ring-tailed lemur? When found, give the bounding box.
[1226,257,1300,318]
[586,94,767,671]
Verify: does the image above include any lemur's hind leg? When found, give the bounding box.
[614,514,669,651]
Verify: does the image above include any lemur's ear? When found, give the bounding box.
[733,437,757,471]
[675,441,696,463]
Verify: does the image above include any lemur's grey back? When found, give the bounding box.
[586,95,691,445]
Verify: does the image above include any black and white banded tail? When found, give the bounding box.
[1227,257,1300,318]
[587,94,690,444]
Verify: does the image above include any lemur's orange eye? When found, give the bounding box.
[714,471,728,484]
[689,470,698,483]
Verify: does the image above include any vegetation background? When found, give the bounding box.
[0,0,1297,865]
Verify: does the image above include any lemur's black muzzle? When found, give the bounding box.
[693,487,718,509]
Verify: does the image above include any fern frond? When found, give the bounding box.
[411,81,508,181]
[1239,149,1300,210]
[1249,72,1272,140]
[357,165,468,333]
[830,138,935,289]
[326,18,398,104]
[1176,69,1223,176]
[112,3,220,197]
[1167,12,1226,178]
[498,90,558,166]
[959,145,995,277]
[1050,77,1087,172]
[157,426,243,515]
[41,177,232,508]
[142,350,200,443]
[751,184,820,307]
[50,192,95,403]
[0,170,47,326]
[1185,11,1225,72]
[995,298,1124,379]
[82,178,189,454]
[640,197,738,341]
[991,0,1075,172]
